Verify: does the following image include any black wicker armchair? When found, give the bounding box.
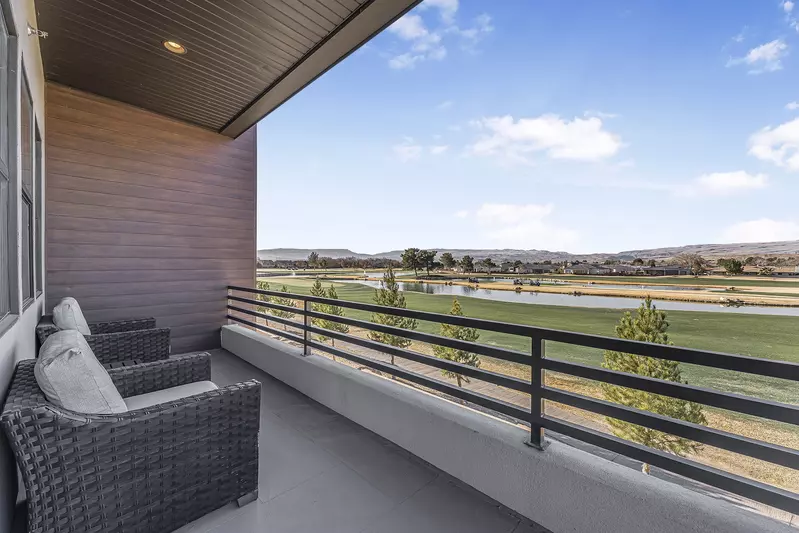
[36,315,171,366]
[1,353,261,533]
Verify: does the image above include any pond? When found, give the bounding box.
[340,280,799,316]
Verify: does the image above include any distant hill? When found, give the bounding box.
[258,240,799,263]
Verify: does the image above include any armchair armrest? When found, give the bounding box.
[2,378,261,533]
[108,352,211,397]
[85,327,170,365]
[89,317,157,334]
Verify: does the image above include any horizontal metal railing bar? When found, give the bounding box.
[229,286,799,381]
[227,304,305,331]
[543,417,799,515]
[544,359,799,426]
[543,387,799,470]
[227,314,304,345]
[305,308,531,366]
[306,340,530,422]
[305,325,532,394]
[227,294,304,316]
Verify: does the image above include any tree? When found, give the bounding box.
[722,258,744,275]
[479,257,496,272]
[419,249,437,276]
[369,267,418,364]
[256,280,271,326]
[433,298,481,387]
[323,286,349,346]
[270,285,297,330]
[460,255,474,272]
[401,248,422,277]
[309,280,349,354]
[759,266,775,276]
[602,297,706,473]
[647,260,657,268]
[440,252,456,270]
[513,260,524,271]
[307,252,319,269]
[632,258,644,266]
[676,253,707,276]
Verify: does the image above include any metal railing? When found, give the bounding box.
[226,285,799,514]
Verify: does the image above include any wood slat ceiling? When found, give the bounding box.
[36,0,417,136]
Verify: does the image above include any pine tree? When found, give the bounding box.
[602,297,706,473]
[309,278,329,341]
[324,285,349,346]
[433,298,480,387]
[369,267,418,364]
[256,280,271,326]
[270,285,296,330]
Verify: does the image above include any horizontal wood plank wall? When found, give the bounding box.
[45,84,256,353]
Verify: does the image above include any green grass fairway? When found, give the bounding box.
[262,277,799,404]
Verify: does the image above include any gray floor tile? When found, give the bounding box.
[206,464,395,533]
[258,414,341,501]
[362,477,519,533]
[172,502,240,533]
[273,401,344,435]
[309,418,438,502]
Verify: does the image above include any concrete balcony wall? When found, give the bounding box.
[222,324,794,533]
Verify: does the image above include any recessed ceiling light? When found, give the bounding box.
[163,40,187,55]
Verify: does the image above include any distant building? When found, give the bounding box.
[564,264,611,275]
[515,263,556,274]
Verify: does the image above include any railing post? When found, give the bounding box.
[528,336,547,450]
[303,299,311,356]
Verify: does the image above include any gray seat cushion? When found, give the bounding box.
[35,330,127,414]
[124,381,218,411]
[52,297,91,336]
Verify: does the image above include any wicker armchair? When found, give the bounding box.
[1,353,261,533]
[36,315,170,366]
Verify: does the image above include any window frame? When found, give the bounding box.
[34,119,41,296]
[19,66,32,308]
[0,0,16,335]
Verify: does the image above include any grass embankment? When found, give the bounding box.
[526,273,799,288]
[261,276,799,491]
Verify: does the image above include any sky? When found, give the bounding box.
[256,0,799,255]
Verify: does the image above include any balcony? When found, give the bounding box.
[168,348,547,533]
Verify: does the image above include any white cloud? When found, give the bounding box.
[392,138,423,161]
[584,110,619,119]
[786,101,799,110]
[468,114,624,164]
[388,53,425,70]
[454,209,469,218]
[677,171,768,197]
[784,0,795,13]
[387,3,491,69]
[476,203,579,249]
[436,100,454,110]
[722,219,799,243]
[727,39,788,74]
[748,117,799,170]
[419,0,459,24]
[430,145,449,155]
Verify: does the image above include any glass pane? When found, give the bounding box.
[21,196,31,301]
[0,177,7,316]
[35,126,41,293]
[0,11,7,173]
[20,77,32,196]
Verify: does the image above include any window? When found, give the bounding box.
[34,122,41,294]
[20,73,32,304]
[0,6,10,319]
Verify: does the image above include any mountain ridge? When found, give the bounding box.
[258,240,799,262]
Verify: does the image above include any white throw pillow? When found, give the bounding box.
[52,297,91,335]
[35,330,127,414]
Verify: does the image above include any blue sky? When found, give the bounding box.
[256,0,799,254]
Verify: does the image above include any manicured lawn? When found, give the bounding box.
[264,277,799,404]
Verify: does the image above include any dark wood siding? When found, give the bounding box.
[45,84,256,353]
